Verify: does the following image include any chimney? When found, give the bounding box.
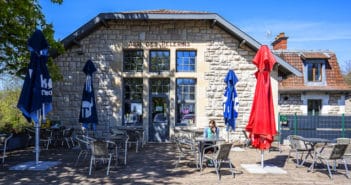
[271,32,288,50]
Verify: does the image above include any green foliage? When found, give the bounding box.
[0,0,64,81]
[0,89,29,134]
[344,72,351,86]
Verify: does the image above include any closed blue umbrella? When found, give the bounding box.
[17,29,52,165]
[223,70,239,131]
[79,59,98,131]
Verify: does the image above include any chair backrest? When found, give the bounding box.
[75,135,91,150]
[215,143,232,161]
[0,133,13,146]
[328,144,348,160]
[287,135,308,150]
[336,138,351,156]
[91,141,109,156]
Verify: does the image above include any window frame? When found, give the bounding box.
[304,59,326,86]
[123,50,144,72]
[149,50,170,72]
[176,50,197,72]
[176,78,197,126]
[307,99,322,116]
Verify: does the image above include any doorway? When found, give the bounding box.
[149,96,169,142]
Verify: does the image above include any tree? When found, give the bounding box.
[0,0,64,80]
[340,60,351,85]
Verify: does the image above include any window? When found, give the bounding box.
[308,99,321,116]
[150,78,170,95]
[149,50,170,72]
[123,78,143,126]
[304,59,326,85]
[176,50,196,72]
[307,63,322,82]
[176,78,196,126]
[123,50,143,72]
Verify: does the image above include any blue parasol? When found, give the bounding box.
[79,59,98,131]
[223,69,239,131]
[17,29,52,165]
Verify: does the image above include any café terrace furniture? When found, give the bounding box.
[89,140,114,176]
[201,143,235,180]
[174,136,198,168]
[287,135,314,167]
[0,133,13,163]
[74,135,95,166]
[109,129,129,165]
[242,130,251,148]
[116,126,144,153]
[308,143,350,179]
[195,136,225,171]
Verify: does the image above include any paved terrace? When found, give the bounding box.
[0,143,350,185]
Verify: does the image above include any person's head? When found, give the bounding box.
[209,119,216,128]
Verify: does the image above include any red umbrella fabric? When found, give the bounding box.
[246,45,277,150]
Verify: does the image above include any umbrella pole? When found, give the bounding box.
[35,110,40,165]
[261,150,264,168]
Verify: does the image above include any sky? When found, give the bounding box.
[40,0,351,67]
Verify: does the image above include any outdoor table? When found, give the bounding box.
[300,137,333,171]
[195,136,225,169]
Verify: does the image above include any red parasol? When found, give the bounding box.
[246,45,277,166]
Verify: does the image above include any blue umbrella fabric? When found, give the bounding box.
[17,29,52,164]
[223,69,239,131]
[79,59,98,130]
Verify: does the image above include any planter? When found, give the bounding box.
[7,133,29,151]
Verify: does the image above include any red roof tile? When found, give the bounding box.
[275,50,351,92]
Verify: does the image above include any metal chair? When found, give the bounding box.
[89,140,113,175]
[0,133,13,163]
[62,128,75,148]
[287,135,313,166]
[74,135,94,166]
[109,130,129,165]
[174,136,198,168]
[309,143,350,179]
[201,143,235,180]
[242,130,251,148]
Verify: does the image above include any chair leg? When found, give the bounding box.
[325,161,333,179]
[89,157,94,175]
[214,159,221,180]
[343,159,350,178]
[107,155,112,175]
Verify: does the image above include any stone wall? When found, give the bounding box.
[50,20,260,139]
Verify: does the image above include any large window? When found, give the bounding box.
[149,50,170,72]
[123,78,143,126]
[308,99,322,116]
[176,50,196,72]
[176,78,196,126]
[123,50,143,72]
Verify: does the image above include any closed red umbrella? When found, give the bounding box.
[246,45,277,167]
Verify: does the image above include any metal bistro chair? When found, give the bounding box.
[0,133,13,163]
[74,135,95,166]
[174,136,198,168]
[110,129,129,165]
[89,140,114,176]
[309,143,350,179]
[287,135,313,167]
[201,143,235,180]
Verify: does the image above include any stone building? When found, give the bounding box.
[50,10,299,142]
[272,33,351,116]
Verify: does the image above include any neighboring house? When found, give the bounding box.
[272,33,351,115]
[50,10,300,142]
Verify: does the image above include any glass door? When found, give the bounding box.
[149,96,169,142]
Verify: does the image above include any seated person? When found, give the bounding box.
[203,120,219,154]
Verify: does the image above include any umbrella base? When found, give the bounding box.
[9,161,61,171]
[241,164,287,174]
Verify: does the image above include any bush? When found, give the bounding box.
[0,89,29,134]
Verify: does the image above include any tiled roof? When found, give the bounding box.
[275,50,351,92]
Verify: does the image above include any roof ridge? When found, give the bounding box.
[121,9,210,14]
